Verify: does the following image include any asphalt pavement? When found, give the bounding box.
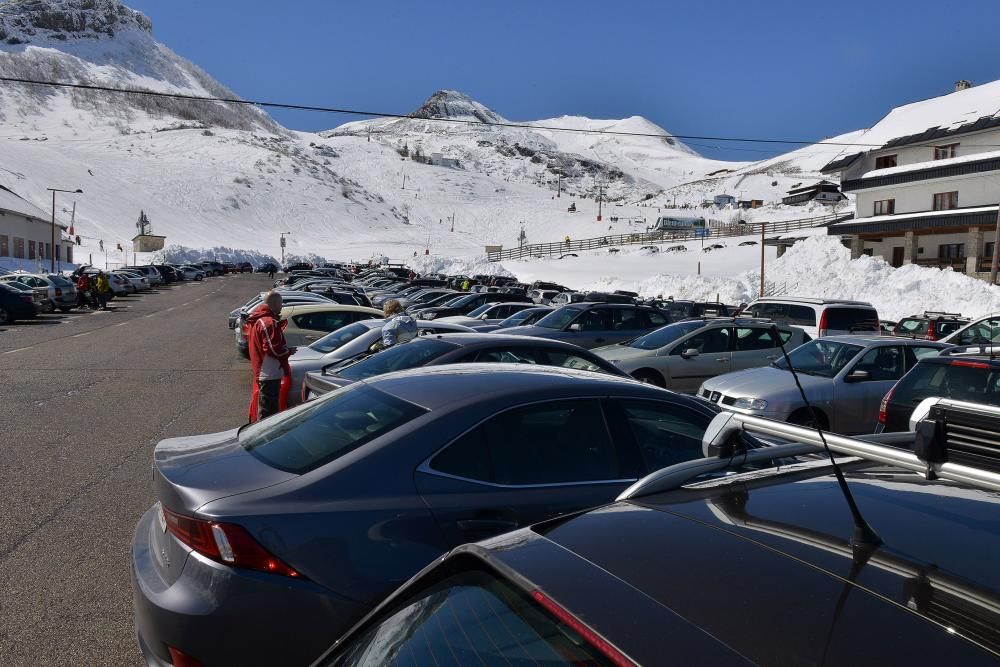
[0,273,270,665]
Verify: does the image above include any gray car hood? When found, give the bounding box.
[704,366,830,397]
[499,325,550,337]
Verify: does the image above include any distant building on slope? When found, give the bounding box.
[0,185,72,265]
[713,194,736,208]
[414,152,461,168]
[823,79,1000,278]
[780,180,844,206]
[738,199,764,209]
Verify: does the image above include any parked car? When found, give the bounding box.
[0,273,76,312]
[112,270,149,293]
[152,265,180,283]
[893,311,969,340]
[412,292,530,320]
[697,336,948,433]
[303,333,627,398]
[742,297,879,339]
[78,267,126,296]
[122,265,164,286]
[175,265,205,281]
[131,364,758,667]
[0,281,40,323]
[940,313,1000,345]
[595,318,807,392]
[316,408,1000,666]
[266,303,381,347]
[437,302,535,328]
[880,319,898,334]
[475,305,554,332]
[502,303,670,349]
[288,319,476,405]
[283,262,313,273]
[528,289,560,305]
[256,262,279,274]
[877,346,1000,432]
[662,300,735,321]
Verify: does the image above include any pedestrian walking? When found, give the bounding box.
[76,273,91,309]
[381,299,417,348]
[247,291,296,422]
[94,271,110,310]
[267,264,275,280]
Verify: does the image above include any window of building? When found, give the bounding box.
[28,240,35,260]
[874,154,897,169]
[0,235,7,257]
[986,242,996,259]
[932,191,959,211]
[65,245,73,264]
[938,243,965,259]
[13,237,24,259]
[873,199,895,216]
[44,242,51,260]
[933,143,959,160]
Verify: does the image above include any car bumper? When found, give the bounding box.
[131,505,364,667]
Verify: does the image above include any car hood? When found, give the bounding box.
[153,428,297,512]
[703,366,829,396]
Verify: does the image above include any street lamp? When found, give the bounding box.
[280,231,291,268]
[47,187,82,272]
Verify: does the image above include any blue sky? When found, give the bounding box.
[127,0,1000,161]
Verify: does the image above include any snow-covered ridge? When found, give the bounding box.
[0,0,152,43]
[410,89,506,124]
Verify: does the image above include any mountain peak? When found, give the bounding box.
[410,90,507,124]
[0,0,151,44]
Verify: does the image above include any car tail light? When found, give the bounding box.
[54,287,62,297]
[19,295,32,304]
[818,309,828,338]
[167,646,205,667]
[162,507,304,578]
[878,385,895,425]
[951,360,990,369]
[531,590,637,667]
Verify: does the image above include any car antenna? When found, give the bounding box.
[770,325,882,548]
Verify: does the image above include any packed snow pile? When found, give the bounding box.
[409,253,514,279]
[153,245,278,267]
[500,235,1000,321]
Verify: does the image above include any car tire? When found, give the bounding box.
[0,307,11,325]
[632,370,666,387]
[59,306,72,313]
[788,408,829,431]
[43,300,55,314]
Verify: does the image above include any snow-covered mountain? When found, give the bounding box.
[0,0,858,265]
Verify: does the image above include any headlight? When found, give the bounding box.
[732,397,768,411]
[424,312,438,320]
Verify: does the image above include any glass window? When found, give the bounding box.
[873,199,895,216]
[325,564,614,667]
[933,144,959,160]
[773,340,864,378]
[824,308,880,333]
[735,326,781,351]
[473,347,538,364]
[239,386,426,474]
[465,303,492,318]
[338,338,457,381]
[786,305,817,326]
[852,346,904,381]
[932,191,959,211]
[956,318,1000,345]
[617,399,709,471]
[938,243,965,259]
[310,322,376,353]
[648,311,668,326]
[575,308,611,332]
[893,362,1000,408]
[535,306,583,330]
[293,311,355,333]
[611,308,644,331]
[535,348,608,374]
[431,400,619,485]
[672,327,731,355]
[628,320,704,350]
[875,154,897,169]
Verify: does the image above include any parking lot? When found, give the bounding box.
[0,272,270,666]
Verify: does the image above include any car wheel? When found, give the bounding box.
[43,300,55,313]
[0,307,10,325]
[632,370,665,387]
[59,306,72,313]
[788,408,828,431]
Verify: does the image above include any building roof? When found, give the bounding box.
[785,180,838,195]
[0,185,68,230]
[842,152,1000,192]
[828,205,999,235]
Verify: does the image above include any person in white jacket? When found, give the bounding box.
[381,299,418,347]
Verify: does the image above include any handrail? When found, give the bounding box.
[488,212,853,262]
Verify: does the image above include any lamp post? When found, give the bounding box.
[47,187,82,272]
[280,231,291,268]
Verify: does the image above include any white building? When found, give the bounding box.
[823,79,1000,277]
[0,185,72,266]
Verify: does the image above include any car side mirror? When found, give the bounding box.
[568,323,582,332]
[845,369,871,382]
[681,348,700,359]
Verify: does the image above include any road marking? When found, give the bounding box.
[182,302,190,306]
[72,331,92,338]
[143,313,156,318]
[115,322,129,327]
[2,346,32,354]
[165,307,175,312]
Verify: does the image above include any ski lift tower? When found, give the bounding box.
[131,210,166,253]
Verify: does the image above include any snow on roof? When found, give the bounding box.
[858,80,1000,149]
[0,185,67,228]
[860,148,1000,178]
[835,204,999,227]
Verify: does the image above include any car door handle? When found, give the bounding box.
[457,519,518,533]
[715,357,728,362]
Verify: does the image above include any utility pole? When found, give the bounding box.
[596,182,604,222]
[759,222,766,298]
[401,173,408,190]
[557,175,561,198]
[280,231,291,268]
[47,186,82,272]
[450,212,455,232]
[991,203,1000,284]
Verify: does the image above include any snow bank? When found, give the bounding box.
[153,245,278,267]
[410,254,514,279]
[501,236,1000,321]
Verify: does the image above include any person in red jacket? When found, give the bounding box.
[246,291,296,421]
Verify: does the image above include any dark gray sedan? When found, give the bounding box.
[131,364,743,666]
[502,302,671,348]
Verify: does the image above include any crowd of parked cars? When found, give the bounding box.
[130,264,1000,666]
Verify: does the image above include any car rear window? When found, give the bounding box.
[325,561,615,666]
[310,322,376,353]
[895,318,929,336]
[338,338,457,381]
[239,385,426,473]
[825,307,879,333]
[892,361,1000,408]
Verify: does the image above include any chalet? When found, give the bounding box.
[781,180,844,206]
[823,79,1000,277]
[713,194,736,207]
[738,199,764,209]
[426,152,460,168]
[0,185,72,265]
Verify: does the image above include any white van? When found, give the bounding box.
[743,297,879,339]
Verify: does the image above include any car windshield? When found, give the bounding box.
[49,275,73,287]
[893,361,1000,407]
[338,338,457,381]
[628,320,707,350]
[535,306,583,329]
[500,309,541,327]
[438,296,465,307]
[466,304,492,317]
[239,385,426,474]
[310,322,378,354]
[773,340,864,378]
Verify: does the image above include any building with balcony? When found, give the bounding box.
[823,79,1000,277]
[0,185,72,266]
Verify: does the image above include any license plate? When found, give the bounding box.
[155,501,167,533]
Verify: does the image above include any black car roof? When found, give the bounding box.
[529,462,1000,660]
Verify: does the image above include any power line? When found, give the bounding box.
[0,75,884,149]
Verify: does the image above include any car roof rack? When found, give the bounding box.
[939,345,1000,359]
[619,407,1000,500]
[919,311,967,319]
